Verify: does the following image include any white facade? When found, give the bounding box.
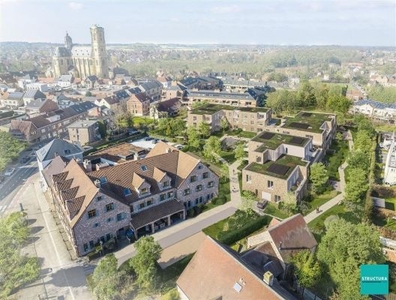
[384,133,396,186]
[26,83,49,93]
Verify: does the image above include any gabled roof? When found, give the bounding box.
[130,92,151,103]
[139,80,162,91]
[354,99,396,110]
[156,98,180,113]
[267,214,317,262]
[7,92,24,100]
[23,89,46,99]
[36,138,83,162]
[25,98,52,110]
[42,155,70,188]
[177,236,294,300]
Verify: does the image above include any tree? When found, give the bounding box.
[297,81,316,107]
[0,132,26,172]
[186,127,201,150]
[326,95,351,114]
[97,120,107,139]
[92,254,134,300]
[220,118,229,132]
[0,212,40,298]
[203,136,221,162]
[348,150,370,172]
[130,236,162,291]
[344,168,368,203]
[116,112,134,130]
[310,163,328,194]
[240,190,256,211]
[234,143,246,161]
[354,130,372,154]
[281,192,297,215]
[85,91,92,97]
[317,219,385,300]
[290,250,321,288]
[199,122,211,138]
[354,115,375,137]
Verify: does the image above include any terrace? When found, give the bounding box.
[245,154,308,179]
[282,111,334,133]
[252,132,309,151]
[190,103,268,115]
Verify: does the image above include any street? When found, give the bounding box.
[4,172,92,299]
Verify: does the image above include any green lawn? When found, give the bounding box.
[133,116,154,126]
[219,150,236,164]
[201,179,231,213]
[237,159,248,171]
[264,202,289,219]
[227,130,257,139]
[202,218,229,238]
[303,190,340,215]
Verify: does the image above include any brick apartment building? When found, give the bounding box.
[67,120,100,145]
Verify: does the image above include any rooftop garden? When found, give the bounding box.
[282,111,334,133]
[245,154,308,179]
[252,132,309,151]
[190,103,268,115]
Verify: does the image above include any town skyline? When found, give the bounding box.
[1,0,395,46]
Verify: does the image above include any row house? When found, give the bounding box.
[25,99,59,118]
[67,119,100,146]
[1,92,24,108]
[242,131,312,203]
[23,89,46,106]
[127,93,151,116]
[10,101,98,143]
[222,78,267,93]
[351,99,396,122]
[42,142,219,256]
[187,103,272,133]
[186,90,258,108]
[139,81,162,101]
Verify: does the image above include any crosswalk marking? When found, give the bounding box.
[0,205,7,213]
[83,263,96,275]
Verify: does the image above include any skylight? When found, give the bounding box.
[141,165,148,171]
[123,188,132,196]
[99,176,108,184]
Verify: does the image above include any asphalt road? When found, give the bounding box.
[0,154,38,214]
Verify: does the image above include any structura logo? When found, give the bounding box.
[360,264,389,295]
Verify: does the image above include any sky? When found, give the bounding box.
[0,0,395,46]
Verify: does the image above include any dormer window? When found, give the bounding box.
[123,188,132,196]
[163,181,170,188]
[141,165,148,171]
[99,176,108,184]
[140,187,149,195]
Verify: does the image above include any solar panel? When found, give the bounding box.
[290,137,305,145]
[301,112,312,117]
[289,122,310,129]
[261,132,275,140]
[267,164,290,176]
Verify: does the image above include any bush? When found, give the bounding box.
[194,205,202,215]
[187,208,196,218]
[217,216,272,245]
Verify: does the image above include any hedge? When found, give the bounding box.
[217,215,272,245]
[363,134,378,224]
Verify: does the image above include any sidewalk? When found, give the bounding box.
[304,161,348,223]
[115,160,243,267]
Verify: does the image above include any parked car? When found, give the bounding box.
[0,176,4,183]
[257,200,268,210]
[20,157,29,164]
[4,168,15,176]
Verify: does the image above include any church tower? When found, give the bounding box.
[90,25,108,79]
[65,32,73,50]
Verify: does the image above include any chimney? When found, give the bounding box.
[263,271,274,286]
[166,148,172,153]
[279,242,283,251]
[94,179,101,188]
[54,152,59,158]
[83,159,92,172]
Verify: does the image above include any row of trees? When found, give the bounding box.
[368,84,396,104]
[0,132,26,172]
[91,236,163,300]
[0,212,40,298]
[265,81,350,119]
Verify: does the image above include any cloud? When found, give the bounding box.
[210,5,240,14]
[68,2,83,10]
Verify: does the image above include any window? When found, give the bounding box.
[207,181,214,188]
[195,198,199,205]
[196,185,203,191]
[88,209,97,219]
[106,233,112,241]
[123,188,132,196]
[168,191,174,198]
[163,181,170,188]
[94,223,100,228]
[106,203,114,212]
[97,196,103,201]
[147,199,153,206]
[275,195,281,202]
[83,243,88,252]
[160,194,166,201]
[198,165,203,170]
[99,177,108,184]
[267,181,274,189]
[89,241,94,249]
[139,203,146,209]
[285,148,288,154]
[140,187,149,195]
[256,157,261,163]
[117,213,126,221]
[183,188,191,196]
[107,217,113,223]
[190,175,197,183]
[246,174,252,182]
[141,165,148,171]
[203,172,209,179]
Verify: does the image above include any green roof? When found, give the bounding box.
[252,132,309,151]
[245,155,308,179]
[282,111,334,133]
[190,103,268,115]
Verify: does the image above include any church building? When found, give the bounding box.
[52,25,109,79]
